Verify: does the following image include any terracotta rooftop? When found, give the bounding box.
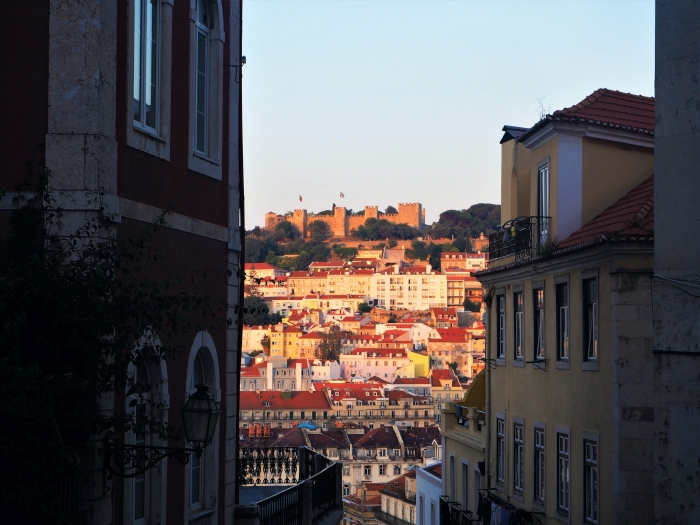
[354,426,401,448]
[422,462,442,478]
[520,89,654,142]
[240,390,331,410]
[393,377,430,385]
[400,426,441,447]
[431,368,461,388]
[559,175,654,249]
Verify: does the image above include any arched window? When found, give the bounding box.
[194,0,210,154]
[124,347,169,525]
[185,332,221,523]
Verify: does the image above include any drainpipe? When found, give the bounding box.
[234,0,245,506]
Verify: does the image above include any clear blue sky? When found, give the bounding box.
[242,0,654,227]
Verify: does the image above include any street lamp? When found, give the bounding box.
[105,383,220,478]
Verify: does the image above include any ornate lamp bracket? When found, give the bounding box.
[104,439,203,479]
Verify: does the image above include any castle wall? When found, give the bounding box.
[267,203,424,238]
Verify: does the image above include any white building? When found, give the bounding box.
[416,462,443,525]
[370,265,447,311]
[310,359,341,381]
[340,348,415,381]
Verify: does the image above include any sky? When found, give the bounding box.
[242,0,655,228]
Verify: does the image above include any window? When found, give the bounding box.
[556,283,569,361]
[474,470,481,517]
[380,465,387,475]
[379,448,387,457]
[583,278,599,361]
[496,418,505,484]
[133,0,159,131]
[462,462,469,511]
[557,433,570,514]
[584,440,599,523]
[419,496,425,525]
[343,483,350,496]
[514,292,524,360]
[188,0,224,178]
[513,423,523,493]
[190,353,205,510]
[538,163,550,244]
[364,465,371,477]
[132,362,150,524]
[533,289,545,360]
[343,465,350,476]
[497,295,505,359]
[534,428,545,504]
[449,456,456,498]
[394,465,401,475]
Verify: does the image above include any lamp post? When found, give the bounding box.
[105,383,221,478]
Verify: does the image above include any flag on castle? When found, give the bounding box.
[340,192,344,198]
[299,195,302,202]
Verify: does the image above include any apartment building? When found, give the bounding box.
[329,269,373,296]
[239,390,332,429]
[430,370,464,424]
[288,271,329,296]
[268,323,303,357]
[244,262,286,280]
[440,372,486,520]
[340,348,415,381]
[479,89,655,523]
[240,357,313,392]
[377,474,417,525]
[242,324,272,354]
[321,383,436,429]
[440,252,488,272]
[370,265,447,311]
[430,307,459,328]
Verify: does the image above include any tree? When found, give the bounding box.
[385,205,398,214]
[260,335,271,353]
[308,220,332,243]
[0,178,229,524]
[464,298,481,313]
[448,362,459,374]
[358,302,372,314]
[243,296,281,326]
[387,314,398,323]
[316,325,344,361]
[273,220,299,242]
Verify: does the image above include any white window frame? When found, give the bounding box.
[513,421,524,495]
[557,426,571,517]
[514,291,524,361]
[497,295,505,359]
[537,161,550,245]
[583,277,599,364]
[583,432,599,524]
[534,423,546,506]
[127,0,173,160]
[533,288,545,362]
[187,0,225,179]
[496,416,505,485]
[557,282,570,361]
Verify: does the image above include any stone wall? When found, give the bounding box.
[610,271,655,524]
[654,2,700,522]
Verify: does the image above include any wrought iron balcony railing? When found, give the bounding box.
[381,484,416,502]
[237,446,343,525]
[376,509,414,525]
[488,216,551,263]
[439,496,473,525]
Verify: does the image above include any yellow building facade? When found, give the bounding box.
[479,90,656,524]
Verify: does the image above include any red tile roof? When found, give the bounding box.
[521,89,654,142]
[354,426,401,448]
[245,262,280,270]
[348,348,408,358]
[240,390,331,410]
[431,369,461,388]
[385,390,428,402]
[393,377,430,385]
[559,175,654,249]
[423,463,442,479]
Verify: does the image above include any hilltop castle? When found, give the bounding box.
[265,203,425,238]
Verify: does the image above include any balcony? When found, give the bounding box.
[381,484,416,503]
[439,496,473,525]
[488,216,551,264]
[237,447,343,525]
[376,509,414,525]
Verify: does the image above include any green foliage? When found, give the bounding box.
[273,220,300,242]
[245,236,280,263]
[385,205,398,214]
[358,302,372,314]
[243,296,281,326]
[424,203,501,240]
[260,335,271,352]
[316,325,344,361]
[308,220,332,243]
[0,174,228,523]
[387,314,398,323]
[332,244,358,259]
[448,362,459,373]
[388,239,398,248]
[351,218,420,241]
[464,298,481,312]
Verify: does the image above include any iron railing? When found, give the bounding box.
[381,484,416,502]
[488,216,551,262]
[238,447,342,525]
[376,509,414,525]
[439,495,474,525]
